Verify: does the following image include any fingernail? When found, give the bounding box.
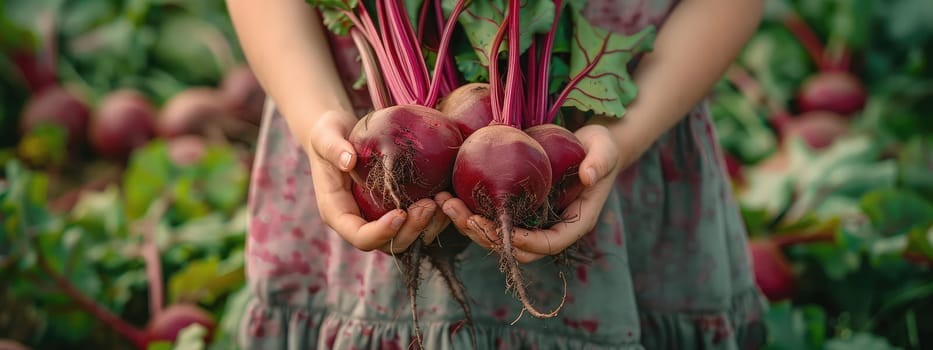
[391,213,405,229]
[339,151,352,169]
[443,205,457,218]
[420,205,436,220]
[586,167,597,184]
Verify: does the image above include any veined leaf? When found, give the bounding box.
[860,189,933,236]
[443,0,556,66]
[562,9,654,118]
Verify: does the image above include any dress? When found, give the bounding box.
[238,0,769,349]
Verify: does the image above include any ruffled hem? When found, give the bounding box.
[238,301,645,350]
[237,288,767,350]
[639,288,769,350]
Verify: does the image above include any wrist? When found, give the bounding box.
[280,104,358,156]
[586,115,655,167]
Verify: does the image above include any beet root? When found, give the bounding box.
[796,71,867,116]
[436,83,494,137]
[90,90,157,160]
[220,65,266,125]
[19,85,90,147]
[525,124,586,223]
[348,104,463,220]
[748,239,795,301]
[157,88,232,139]
[145,303,216,344]
[452,125,552,221]
[452,125,566,318]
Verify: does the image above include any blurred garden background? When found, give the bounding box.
[1,0,931,349]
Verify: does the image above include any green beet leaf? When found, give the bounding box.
[443,0,556,66]
[123,141,173,220]
[859,189,933,237]
[562,9,654,118]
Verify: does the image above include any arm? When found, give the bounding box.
[442,0,765,261]
[592,0,765,165]
[227,0,448,252]
[226,0,355,146]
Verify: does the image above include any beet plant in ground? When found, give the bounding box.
[0,139,250,349]
[726,64,850,152]
[219,65,266,126]
[447,0,654,319]
[89,90,158,161]
[19,85,90,149]
[779,10,866,116]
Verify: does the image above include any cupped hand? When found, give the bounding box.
[438,124,627,263]
[304,110,449,254]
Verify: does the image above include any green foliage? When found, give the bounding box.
[714,0,933,348]
[0,138,249,349]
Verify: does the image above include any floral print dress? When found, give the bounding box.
[238,0,769,349]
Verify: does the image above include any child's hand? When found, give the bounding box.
[305,110,450,254]
[438,124,627,263]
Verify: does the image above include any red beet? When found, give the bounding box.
[158,88,232,138]
[351,181,394,221]
[453,125,552,222]
[145,304,216,344]
[796,71,867,116]
[220,65,266,125]
[19,85,90,146]
[452,125,560,318]
[437,83,494,136]
[748,239,795,301]
[349,104,463,221]
[90,90,157,159]
[524,124,586,216]
[773,111,848,150]
[722,151,745,185]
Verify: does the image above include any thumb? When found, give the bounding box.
[311,114,358,172]
[575,125,617,187]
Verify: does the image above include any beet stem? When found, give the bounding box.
[416,0,432,45]
[488,17,510,124]
[139,197,172,319]
[434,0,460,96]
[725,65,785,116]
[34,238,149,349]
[426,0,470,106]
[385,1,430,101]
[143,241,163,318]
[780,12,828,70]
[498,211,566,319]
[374,2,417,103]
[350,28,390,109]
[534,0,563,126]
[503,0,523,128]
[525,40,538,126]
